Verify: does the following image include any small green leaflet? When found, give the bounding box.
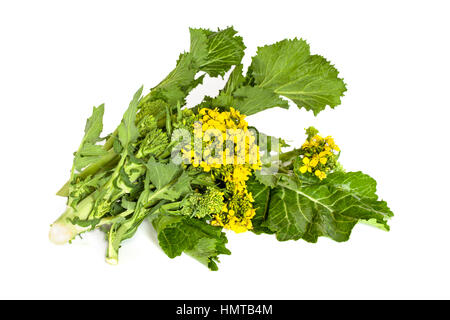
[118,86,143,148]
[73,104,108,172]
[254,169,280,189]
[146,158,181,190]
[74,144,108,171]
[190,27,246,77]
[83,104,104,143]
[247,171,393,242]
[69,216,101,230]
[152,215,230,271]
[222,64,245,94]
[145,158,192,203]
[185,238,229,271]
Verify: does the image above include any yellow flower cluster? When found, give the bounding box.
[299,132,340,180]
[211,188,256,233]
[210,160,258,233]
[223,165,252,193]
[182,107,261,172]
[200,106,248,132]
[183,107,262,233]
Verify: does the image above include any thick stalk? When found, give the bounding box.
[106,226,120,265]
[49,194,96,244]
[49,193,134,245]
[106,219,133,265]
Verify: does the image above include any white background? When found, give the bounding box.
[1,0,449,299]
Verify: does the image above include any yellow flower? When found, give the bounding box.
[300,157,313,173]
[311,135,323,145]
[310,155,319,167]
[318,151,329,165]
[325,136,340,152]
[315,170,327,180]
[199,161,211,172]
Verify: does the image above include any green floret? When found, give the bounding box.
[181,187,225,218]
[305,126,319,139]
[173,108,196,131]
[136,128,169,159]
[137,114,157,137]
[136,99,168,124]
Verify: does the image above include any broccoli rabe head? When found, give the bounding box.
[173,108,196,131]
[181,187,224,219]
[137,114,157,137]
[136,128,169,160]
[136,99,168,124]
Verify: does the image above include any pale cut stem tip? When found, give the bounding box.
[49,222,74,245]
[105,257,118,265]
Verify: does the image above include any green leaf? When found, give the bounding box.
[233,86,289,115]
[190,27,246,77]
[72,105,106,172]
[153,171,192,202]
[145,158,192,203]
[151,53,199,105]
[152,215,231,270]
[223,64,246,94]
[118,86,143,148]
[249,172,393,242]
[82,104,104,144]
[237,38,346,115]
[254,170,280,188]
[247,178,274,235]
[185,238,230,271]
[73,143,108,171]
[146,158,182,190]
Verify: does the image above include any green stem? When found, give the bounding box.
[56,149,119,197]
[49,194,96,244]
[103,129,118,151]
[50,189,134,245]
[159,201,182,211]
[106,223,120,265]
[278,148,301,162]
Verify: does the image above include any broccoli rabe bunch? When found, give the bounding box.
[51,27,393,270]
